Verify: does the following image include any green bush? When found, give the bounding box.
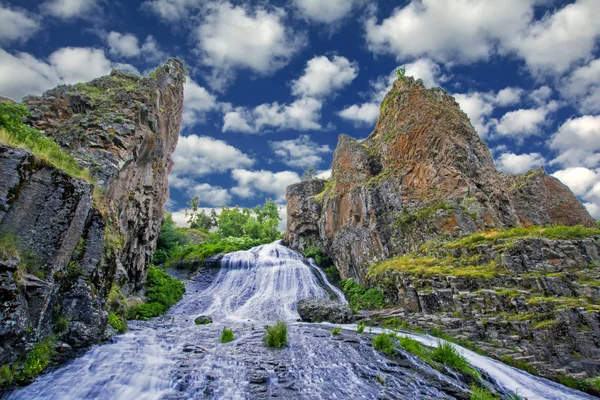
[397,336,427,358]
[431,342,477,377]
[127,302,165,320]
[264,321,288,348]
[470,386,499,400]
[342,279,385,310]
[221,327,234,343]
[108,312,127,333]
[356,323,365,334]
[372,333,395,356]
[146,266,185,307]
[0,102,91,182]
[331,327,341,335]
[17,336,56,382]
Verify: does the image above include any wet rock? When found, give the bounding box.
[194,315,213,325]
[297,298,353,323]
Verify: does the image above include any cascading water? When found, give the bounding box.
[6,241,597,400]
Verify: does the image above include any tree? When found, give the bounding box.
[185,196,200,227]
[396,66,406,80]
[301,167,317,181]
[217,206,251,237]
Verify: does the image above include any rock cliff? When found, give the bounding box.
[286,76,596,281]
[0,60,184,368]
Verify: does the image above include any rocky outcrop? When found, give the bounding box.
[0,60,184,367]
[297,298,353,323]
[364,235,600,382]
[286,76,596,281]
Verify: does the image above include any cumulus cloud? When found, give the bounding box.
[169,175,232,207]
[171,135,254,178]
[293,0,357,23]
[0,5,40,44]
[584,202,600,219]
[231,169,301,201]
[493,107,551,138]
[143,0,205,21]
[561,58,600,114]
[528,86,553,106]
[337,103,380,126]
[552,167,599,197]
[269,135,331,169]
[42,0,100,19]
[495,87,524,107]
[550,115,600,168]
[454,92,495,138]
[182,79,218,128]
[0,47,133,101]
[195,2,304,91]
[495,152,546,174]
[291,55,358,98]
[107,32,166,62]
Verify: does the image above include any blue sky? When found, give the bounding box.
[1,0,600,228]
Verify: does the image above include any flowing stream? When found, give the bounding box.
[7,241,597,400]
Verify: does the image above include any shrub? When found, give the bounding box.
[397,336,427,358]
[431,342,477,377]
[108,312,127,333]
[221,328,234,343]
[356,323,365,334]
[0,102,91,182]
[17,336,56,382]
[127,302,165,320]
[372,333,395,356]
[470,386,499,400]
[331,327,341,335]
[264,321,287,348]
[146,266,185,308]
[342,279,385,310]
[0,233,19,260]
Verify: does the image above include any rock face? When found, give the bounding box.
[0,60,184,366]
[297,298,353,323]
[286,76,596,281]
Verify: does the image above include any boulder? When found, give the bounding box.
[297,298,353,323]
[194,315,213,325]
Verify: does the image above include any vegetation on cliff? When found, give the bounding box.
[0,336,56,387]
[127,266,185,320]
[0,102,91,182]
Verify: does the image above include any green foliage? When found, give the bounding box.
[397,336,427,358]
[395,202,454,232]
[470,386,499,400]
[356,323,365,334]
[153,212,188,264]
[396,67,406,81]
[342,279,385,310]
[368,255,500,280]
[186,197,216,230]
[382,317,424,333]
[431,342,477,377]
[108,312,127,333]
[0,364,14,387]
[372,333,396,356]
[499,355,538,375]
[54,315,68,332]
[264,321,288,348]
[0,102,91,182]
[127,266,184,320]
[217,200,281,241]
[0,233,19,259]
[331,327,342,335]
[107,283,127,310]
[66,260,83,281]
[17,336,56,383]
[221,327,234,343]
[301,167,318,181]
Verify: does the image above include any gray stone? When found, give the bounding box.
[297,298,353,323]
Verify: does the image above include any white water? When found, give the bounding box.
[7,241,597,400]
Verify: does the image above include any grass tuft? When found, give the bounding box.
[372,333,396,356]
[221,327,234,343]
[264,321,288,348]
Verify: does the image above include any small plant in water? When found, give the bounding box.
[264,321,288,348]
[221,327,234,343]
[356,323,365,334]
[431,342,478,378]
[372,333,395,356]
[331,327,342,335]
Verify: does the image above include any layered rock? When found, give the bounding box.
[297,298,353,323]
[0,60,184,366]
[286,76,596,281]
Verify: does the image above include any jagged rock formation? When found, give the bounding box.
[0,60,184,367]
[286,76,596,281]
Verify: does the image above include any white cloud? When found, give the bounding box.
[231,169,301,201]
[182,79,218,128]
[107,32,166,62]
[528,86,553,106]
[316,169,332,179]
[495,152,546,174]
[584,202,600,219]
[172,135,254,177]
[169,174,232,207]
[493,107,549,137]
[42,0,100,19]
[404,58,447,88]
[293,0,356,23]
[454,92,495,138]
[0,47,123,101]
[0,5,40,44]
[143,0,204,22]
[269,135,331,169]
[552,167,598,197]
[291,55,358,98]
[550,116,600,154]
[196,2,304,90]
[505,0,600,75]
[495,87,524,107]
[337,103,380,126]
[223,97,322,133]
[561,58,600,114]
[365,0,536,64]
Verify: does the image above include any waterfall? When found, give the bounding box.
[7,241,596,400]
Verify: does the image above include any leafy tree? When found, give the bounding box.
[192,210,214,231]
[217,206,251,237]
[301,167,317,181]
[396,66,406,80]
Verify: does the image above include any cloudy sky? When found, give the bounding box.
[2,0,600,226]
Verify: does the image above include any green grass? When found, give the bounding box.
[331,327,342,335]
[108,312,127,333]
[470,386,500,400]
[430,342,478,377]
[0,102,91,182]
[372,333,396,356]
[15,336,56,383]
[499,355,538,375]
[397,336,428,358]
[0,233,19,259]
[368,255,500,279]
[342,279,385,310]
[395,202,454,232]
[221,328,234,343]
[264,321,288,348]
[356,323,365,334]
[127,266,184,320]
